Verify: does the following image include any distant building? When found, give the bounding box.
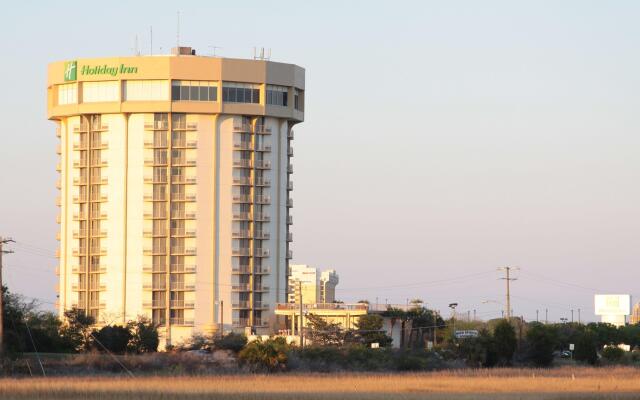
[630,302,640,325]
[594,294,630,327]
[288,264,339,304]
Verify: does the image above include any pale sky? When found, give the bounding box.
[1,0,639,322]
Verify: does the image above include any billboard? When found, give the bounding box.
[594,295,631,316]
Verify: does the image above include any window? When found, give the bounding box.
[58,83,78,105]
[171,81,217,101]
[294,89,304,111]
[124,80,169,101]
[82,81,119,103]
[266,85,288,107]
[222,82,260,104]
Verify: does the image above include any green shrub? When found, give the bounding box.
[238,337,289,372]
[525,322,556,367]
[601,346,625,363]
[92,325,132,354]
[213,333,247,352]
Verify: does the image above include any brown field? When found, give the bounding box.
[1,367,640,399]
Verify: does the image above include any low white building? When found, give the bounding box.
[595,294,630,327]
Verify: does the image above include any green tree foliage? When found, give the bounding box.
[59,307,95,352]
[601,346,625,363]
[305,313,345,346]
[457,328,497,367]
[127,316,159,353]
[573,329,598,365]
[492,319,517,366]
[354,314,392,347]
[525,322,556,367]
[213,332,248,352]
[92,325,132,354]
[238,337,290,371]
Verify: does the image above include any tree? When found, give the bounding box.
[213,332,248,352]
[493,319,517,366]
[573,329,598,365]
[92,325,132,354]
[59,307,95,352]
[127,316,159,353]
[354,314,392,347]
[525,322,556,367]
[457,328,496,367]
[238,337,289,371]
[305,313,345,346]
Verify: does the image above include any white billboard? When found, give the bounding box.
[594,294,630,316]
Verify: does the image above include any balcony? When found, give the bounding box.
[55,162,62,172]
[254,160,271,169]
[255,266,271,274]
[287,232,293,242]
[170,282,196,291]
[90,176,108,185]
[232,230,251,239]
[254,248,270,257]
[144,139,168,148]
[232,284,251,292]
[254,125,271,135]
[254,231,270,240]
[254,302,270,309]
[144,121,169,130]
[232,212,251,220]
[142,265,167,273]
[233,142,253,150]
[232,194,252,203]
[232,248,250,256]
[286,250,293,259]
[231,266,251,274]
[89,247,107,255]
[232,177,252,186]
[288,146,294,157]
[233,318,250,328]
[170,228,196,237]
[143,193,167,202]
[171,175,197,184]
[255,195,270,204]
[143,247,166,256]
[287,164,293,174]
[287,198,293,208]
[170,247,197,256]
[233,123,252,133]
[255,144,272,152]
[170,264,196,273]
[171,193,197,202]
[288,130,294,140]
[73,141,88,150]
[143,300,167,309]
[143,283,167,291]
[232,159,252,168]
[287,215,293,225]
[287,181,293,191]
[144,175,168,184]
[254,320,269,328]
[254,285,270,292]
[170,318,194,326]
[73,212,87,220]
[254,213,270,222]
[170,300,195,309]
[172,158,197,167]
[232,301,250,309]
[55,196,61,206]
[171,139,197,149]
[55,179,62,189]
[254,177,270,187]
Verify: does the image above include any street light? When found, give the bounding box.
[449,303,458,334]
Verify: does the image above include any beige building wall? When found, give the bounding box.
[50,49,304,346]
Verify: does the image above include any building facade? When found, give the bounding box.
[48,48,304,345]
[287,264,339,304]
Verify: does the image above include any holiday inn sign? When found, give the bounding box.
[63,60,139,81]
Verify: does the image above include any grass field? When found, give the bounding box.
[1,367,640,399]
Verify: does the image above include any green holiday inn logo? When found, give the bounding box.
[64,61,77,81]
[63,60,139,81]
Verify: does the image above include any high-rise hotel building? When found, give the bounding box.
[48,47,304,345]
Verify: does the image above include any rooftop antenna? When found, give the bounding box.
[176,11,180,49]
[208,45,221,57]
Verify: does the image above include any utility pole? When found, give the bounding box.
[0,237,15,360]
[220,299,224,336]
[536,309,539,322]
[473,309,476,320]
[545,308,548,324]
[578,308,581,324]
[298,281,304,349]
[571,309,574,323]
[498,266,518,320]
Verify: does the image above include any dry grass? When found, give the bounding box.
[1,367,640,399]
